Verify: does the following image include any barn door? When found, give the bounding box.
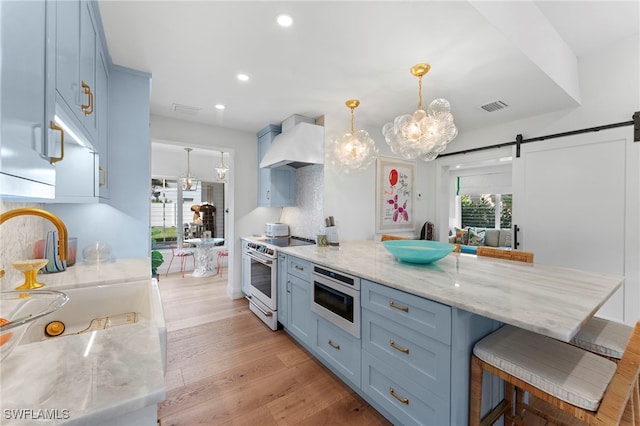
[512,127,638,322]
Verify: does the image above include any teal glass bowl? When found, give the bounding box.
[382,240,455,264]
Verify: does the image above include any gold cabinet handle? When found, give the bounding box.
[389,387,409,405]
[389,340,409,354]
[295,265,304,271]
[389,301,409,312]
[49,121,64,164]
[99,166,106,187]
[81,81,94,115]
[327,340,340,350]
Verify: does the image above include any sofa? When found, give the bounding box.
[449,227,512,254]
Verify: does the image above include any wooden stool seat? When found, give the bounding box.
[470,321,640,426]
[475,325,616,411]
[571,316,633,360]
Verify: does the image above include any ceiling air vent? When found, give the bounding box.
[481,100,508,112]
[171,103,202,116]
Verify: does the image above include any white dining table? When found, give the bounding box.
[184,238,224,277]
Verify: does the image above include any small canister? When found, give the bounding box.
[316,234,328,247]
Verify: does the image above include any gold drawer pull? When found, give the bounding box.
[295,265,304,270]
[389,301,409,312]
[327,339,340,350]
[390,340,409,354]
[389,387,409,404]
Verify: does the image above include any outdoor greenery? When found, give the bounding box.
[151,226,177,242]
[461,194,512,229]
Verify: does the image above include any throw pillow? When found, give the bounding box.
[504,230,512,247]
[454,227,469,245]
[468,228,486,246]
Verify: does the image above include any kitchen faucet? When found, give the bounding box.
[0,208,68,286]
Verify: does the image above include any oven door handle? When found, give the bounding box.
[246,252,273,265]
[245,296,273,317]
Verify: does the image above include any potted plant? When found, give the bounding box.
[151,250,164,279]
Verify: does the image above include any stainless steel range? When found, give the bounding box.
[241,235,315,330]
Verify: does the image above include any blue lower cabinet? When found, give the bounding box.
[361,350,450,425]
[288,273,315,346]
[313,316,361,388]
[362,308,451,399]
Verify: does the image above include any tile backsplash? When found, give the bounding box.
[280,164,324,239]
[0,201,48,289]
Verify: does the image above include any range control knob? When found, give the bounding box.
[267,249,274,256]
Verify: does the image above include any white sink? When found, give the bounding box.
[20,279,167,372]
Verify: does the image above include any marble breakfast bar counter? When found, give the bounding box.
[278,240,625,342]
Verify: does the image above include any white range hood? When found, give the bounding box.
[260,122,325,169]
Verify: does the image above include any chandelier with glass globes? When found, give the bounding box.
[382,63,458,161]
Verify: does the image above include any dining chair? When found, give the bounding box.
[165,244,195,278]
[216,249,228,277]
[470,321,640,426]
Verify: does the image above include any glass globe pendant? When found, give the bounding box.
[382,63,458,161]
[329,99,378,173]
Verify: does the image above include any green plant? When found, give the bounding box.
[151,250,164,278]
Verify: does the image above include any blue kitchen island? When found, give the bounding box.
[277,240,624,425]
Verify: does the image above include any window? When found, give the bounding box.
[461,193,512,229]
[151,178,225,249]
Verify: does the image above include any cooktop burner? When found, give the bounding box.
[257,236,316,247]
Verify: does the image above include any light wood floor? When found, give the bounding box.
[157,272,391,426]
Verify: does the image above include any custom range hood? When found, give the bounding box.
[260,116,324,169]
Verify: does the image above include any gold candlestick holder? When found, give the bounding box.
[13,259,49,290]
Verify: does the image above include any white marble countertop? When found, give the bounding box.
[0,321,165,425]
[22,258,150,292]
[0,259,165,425]
[278,241,625,342]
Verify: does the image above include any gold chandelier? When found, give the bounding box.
[329,99,378,173]
[382,63,457,161]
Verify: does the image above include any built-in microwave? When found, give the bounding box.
[311,265,360,338]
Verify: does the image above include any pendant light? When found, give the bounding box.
[216,151,229,182]
[180,147,199,191]
[382,63,457,161]
[329,99,378,173]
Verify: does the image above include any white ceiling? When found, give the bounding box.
[98,1,639,137]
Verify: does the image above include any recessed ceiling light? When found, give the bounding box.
[215,104,225,110]
[237,73,249,82]
[277,14,293,27]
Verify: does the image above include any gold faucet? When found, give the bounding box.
[0,208,68,286]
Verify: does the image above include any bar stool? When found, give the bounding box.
[476,246,534,263]
[571,316,633,362]
[469,321,640,425]
[217,250,228,277]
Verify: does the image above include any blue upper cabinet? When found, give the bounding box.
[257,125,296,207]
[54,0,99,145]
[48,0,111,202]
[0,0,56,199]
